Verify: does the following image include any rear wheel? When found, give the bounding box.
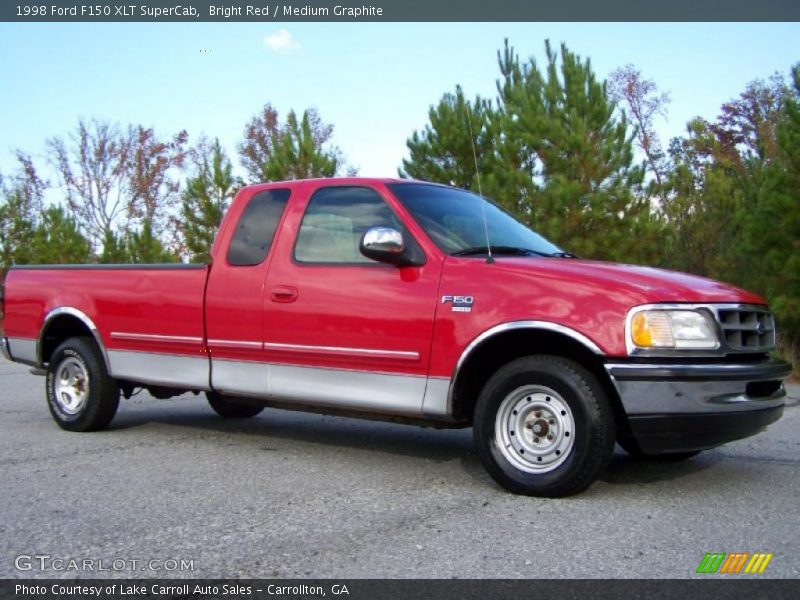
[207,392,264,418]
[46,337,120,432]
[473,356,615,497]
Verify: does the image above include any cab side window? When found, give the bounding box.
[294,186,403,264]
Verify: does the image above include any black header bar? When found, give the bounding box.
[2,579,800,600]
[3,0,800,22]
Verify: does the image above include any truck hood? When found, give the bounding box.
[495,257,766,305]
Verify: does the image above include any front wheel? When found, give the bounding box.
[207,392,264,418]
[46,337,120,432]
[473,356,616,497]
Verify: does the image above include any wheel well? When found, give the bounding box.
[450,329,627,431]
[40,315,95,365]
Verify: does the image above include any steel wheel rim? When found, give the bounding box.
[494,385,575,474]
[54,356,89,415]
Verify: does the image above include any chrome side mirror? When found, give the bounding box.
[361,227,404,255]
[360,227,426,267]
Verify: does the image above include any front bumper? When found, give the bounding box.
[0,337,11,362]
[606,359,791,454]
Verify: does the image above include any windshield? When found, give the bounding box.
[388,182,563,257]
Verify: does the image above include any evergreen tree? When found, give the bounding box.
[238,106,351,183]
[401,40,660,263]
[0,191,36,267]
[0,153,46,269]
[124,218,180,263]
[99,230,130,264]
[181,138,239,263]
[29,206,92,265]
[496,40,653,261]
[400,86,495,192]
[263,110,341,180]
[743,65,800,340]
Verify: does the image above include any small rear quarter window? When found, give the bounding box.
[227,188,291,266]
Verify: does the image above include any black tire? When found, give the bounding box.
[46,337,120,432]
[473,355,616,497]
[207,392,264,418]
[617,437,701,462]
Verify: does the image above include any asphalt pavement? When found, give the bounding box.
[1,359,798,579]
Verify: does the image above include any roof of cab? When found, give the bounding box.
[240,177,447,194]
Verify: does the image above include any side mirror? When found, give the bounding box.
[360,227,420,266]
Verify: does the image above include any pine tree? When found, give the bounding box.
[99,230,130,264]
[238,106,351,183]
[400,86,494,192]
[124,218,179,263]
[263,110,341,180]
[496,40,653,261]
[181,138,239,263]
[743,65,800,340]
[29,206,92,265]
[400,40,659,263]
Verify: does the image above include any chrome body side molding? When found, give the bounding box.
[110,332,204,344]
[263,341,420,361]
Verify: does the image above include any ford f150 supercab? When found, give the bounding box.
[0,178,791,496]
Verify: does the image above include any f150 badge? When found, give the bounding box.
[442,295,474,313]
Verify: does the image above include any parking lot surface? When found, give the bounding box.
[1,360,798,578]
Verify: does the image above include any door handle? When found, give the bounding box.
[270,286,298,303]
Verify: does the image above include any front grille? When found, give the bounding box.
[715,306,776,353]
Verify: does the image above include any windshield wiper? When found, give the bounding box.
[452,246,579,259]
[451,246,548,257]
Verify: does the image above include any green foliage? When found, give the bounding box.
[497,40,659,262]
[262,110,341,181]
[98,230,129,264]
[400,86,495,192]
[741,65,800,340]
[0,191,37,267]
[182,138,239,263]
[402,39,660,263]
[238,105,349,183]
[124,219,180,263]
[29,207,92,265]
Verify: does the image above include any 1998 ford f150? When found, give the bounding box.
[0,178,792,496]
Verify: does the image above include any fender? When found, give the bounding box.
[447,320,604,412]
[39,307,110,371]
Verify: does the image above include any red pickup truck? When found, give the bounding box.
[0,178,791,496]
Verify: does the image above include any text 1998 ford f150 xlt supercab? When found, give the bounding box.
[0,178,792,496]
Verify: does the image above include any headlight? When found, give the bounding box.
[630,309,719,350]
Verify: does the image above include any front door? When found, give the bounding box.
[260,182,442,416]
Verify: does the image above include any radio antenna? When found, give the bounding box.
[465,103,494,264]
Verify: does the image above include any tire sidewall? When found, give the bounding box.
[46,338,117,431]
[47,346,92,425]
[475,357,611,495]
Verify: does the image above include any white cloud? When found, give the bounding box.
[263,30,300,53]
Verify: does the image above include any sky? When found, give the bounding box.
[0,22,799,183]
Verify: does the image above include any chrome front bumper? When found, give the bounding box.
[606,359,791,453]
